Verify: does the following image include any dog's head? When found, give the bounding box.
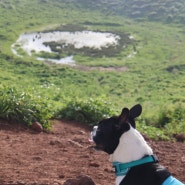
[91,104,142,154]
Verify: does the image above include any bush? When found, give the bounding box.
[158,104,185,139]
[56,97,117,125]
[157,104,185,127]
[137,124,170,141]
[0,86,52,129]
[136,104,185,141]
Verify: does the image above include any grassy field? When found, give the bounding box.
[0,0,185,140]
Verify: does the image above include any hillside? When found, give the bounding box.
[1,0,185,27]
[0,0,185,140]
[76,0,185,23]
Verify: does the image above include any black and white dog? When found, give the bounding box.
[90,104,184,185]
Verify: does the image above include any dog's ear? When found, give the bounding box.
[119,108,130,124]
[118,108,130,131]
[130,104,142,119]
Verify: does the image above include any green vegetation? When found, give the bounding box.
[56,96,116,125]
[0,86,52,129]
[0,0,185,140]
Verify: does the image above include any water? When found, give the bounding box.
[11,31,120,65]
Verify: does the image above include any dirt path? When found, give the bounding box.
[0,120,184,185]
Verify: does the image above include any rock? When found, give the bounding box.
[32,156,42,161]
[89,162,100,167]
[59,174,65,179]
[63,175,95,185]
[63,178,78,185]
[77,175,96,185]
[173,133,185,142]
[31,122,43,132]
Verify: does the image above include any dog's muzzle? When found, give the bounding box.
[90,126,104,151]
[89,126,98,143]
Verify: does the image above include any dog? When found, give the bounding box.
[90,104,184,185]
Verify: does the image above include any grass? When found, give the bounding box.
[0,0,185,140]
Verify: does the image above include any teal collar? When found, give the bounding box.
[112,155,158,176]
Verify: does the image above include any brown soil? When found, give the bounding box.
[0,120,185,185]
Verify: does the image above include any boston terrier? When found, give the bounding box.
[90,104,184,185]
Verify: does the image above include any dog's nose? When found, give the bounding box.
[89,126,98,142]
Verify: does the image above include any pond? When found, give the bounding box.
[11,31,121,65]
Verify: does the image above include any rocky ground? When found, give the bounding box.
[0,120,184,185]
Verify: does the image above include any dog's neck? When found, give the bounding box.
[109,126,153,185]
[109,125,153,163]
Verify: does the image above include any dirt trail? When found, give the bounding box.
[0,120,184,185]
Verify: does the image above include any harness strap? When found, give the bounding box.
[112,155,158,176]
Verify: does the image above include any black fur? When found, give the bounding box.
[120,163,171,185]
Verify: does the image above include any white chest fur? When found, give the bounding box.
[116,176,125,185]
[110,126,153,185]
[109,126,153,163]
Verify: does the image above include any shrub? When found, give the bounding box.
[157,104,185,127]
[56,96,117,125]
[0,86,52,129]
[137,123,170,141]
[136,104,185,141]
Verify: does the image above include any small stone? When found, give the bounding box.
[80,155,89,158]
[79,130,85,135]
[31,122,43,132]
[63,178,79,185]
[59,174,65,179]
[104,168,113,173]
[6,135,10,139]
[89,162,100,167]
[181,156,185,163]
[77,175,96,185]
[32,156,42,161]
[173,133,185,142]
[63,175,95,185]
